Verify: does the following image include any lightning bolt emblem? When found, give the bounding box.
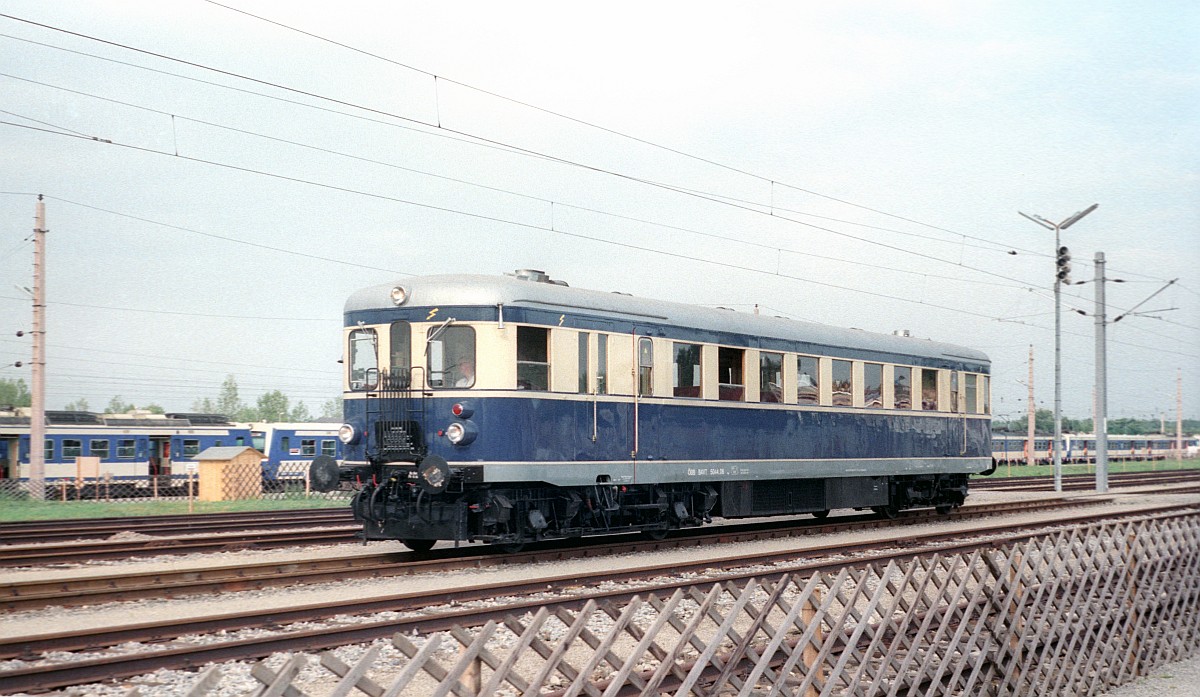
[426,308,440,320]
[558,314,565,326]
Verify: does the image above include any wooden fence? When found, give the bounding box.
[193,512,1200,696]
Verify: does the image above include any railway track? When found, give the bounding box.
[0,506,353,544]
[1,500,1195,694]
[0,497,1102,612]
[972,467,1200,491]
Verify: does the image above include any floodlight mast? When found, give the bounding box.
[1017,204,1098,493]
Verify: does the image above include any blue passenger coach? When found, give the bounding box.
[314,270,993,551]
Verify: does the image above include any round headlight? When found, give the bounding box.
[338,423,358,444]
[445,422,466,444]
[390,286,408,306]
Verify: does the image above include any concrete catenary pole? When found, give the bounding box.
[30,195,46,500]
[1027,345,1036,467]
[1178,368,1184,463]
[1094,252,1108,493]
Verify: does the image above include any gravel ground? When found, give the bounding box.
[2,488,1197,696]
[1099,655,1200,696]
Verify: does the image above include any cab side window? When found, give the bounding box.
[517,326,549,390]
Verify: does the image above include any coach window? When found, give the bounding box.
[184,439,201,457]
[517,326,549,390]
[280,436,290,455]
[348,328,379,391]
[965,374,979,414]
[796,355,819,404]
[831,359,853,407]
[982,376,991,414]
[718,347,745,401]
[638,337,654,396]
[921,369,939,410]
[760,352,783,403]
[117,439,136,459]
[673,342,702,398]
[321,440,336,457]
[894,366,913,409]
[389,321,411,386]
[578,333,589,393]
[950,371,960,413]
[63,439,82,459]
[44,439,54,462]
[864,363,883,408]
[301,439,316,456]
[428,325,475,389]
[596,334,609,395]
[90,439,109,459]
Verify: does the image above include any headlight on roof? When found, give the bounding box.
[390,286,408,306]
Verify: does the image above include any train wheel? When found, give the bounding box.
[935,504,954,515]
[499,542,526,554]
[641,527,669,541]
[812,510,830,520]
[873,504,900,520]
[401,538,435,553]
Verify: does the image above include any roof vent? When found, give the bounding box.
[893,329,912,337]
[510,269,568,286]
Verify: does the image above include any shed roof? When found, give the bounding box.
[195,446,264,461]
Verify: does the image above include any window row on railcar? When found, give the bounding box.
[346,320,990,414]
[17,433,246,464]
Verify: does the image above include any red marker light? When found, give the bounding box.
[452,403,464,417]
[437,429,445,437]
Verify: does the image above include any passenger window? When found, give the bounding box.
[578,332,589,394]
[280,436,290,454]
[184,439,201,457]
[864,363,883,408]
[90,439,110,459]
[428,325,476,389]
[718,347,744,401]
[389,321,411,387]
[348,328,379,391]
[517,326,549,390]
[118,439,136,459]
[950,371,960,413]
[44,439,55,461]
[921,369,939,410]
[673,342,702,398]
[638,337,653,396]
[63,439,82,458]
[893,366,912,409]
[965,374,978,414]
[982,376,990,414]
[321,440,336,457]
[760,352,783,403]
[596,334,608,395]
[796,355,819,405]
[301,439,316,456]
[831,359,853,407]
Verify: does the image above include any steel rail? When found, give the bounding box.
[0,503,1195,693]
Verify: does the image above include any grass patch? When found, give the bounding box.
[980,458,1200,479]
[0,495,349,522]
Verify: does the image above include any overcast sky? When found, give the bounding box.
[1,1,1197,424]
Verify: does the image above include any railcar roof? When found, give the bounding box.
[345,273,989,365]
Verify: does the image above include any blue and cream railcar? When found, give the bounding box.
[316,270,993,551]
[0,411,251,483]
[249,422,342,482]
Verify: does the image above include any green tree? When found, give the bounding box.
[141,403,166,414]
[289,401,312,422]
[105,396,135,414]
[255,390,291,422]
[217,375,245,419]
[63,397,89,412]
[0,378,31,407]
[320,396,343,420]
[192,396,217,413]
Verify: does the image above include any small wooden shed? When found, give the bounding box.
[195,446,264,501]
